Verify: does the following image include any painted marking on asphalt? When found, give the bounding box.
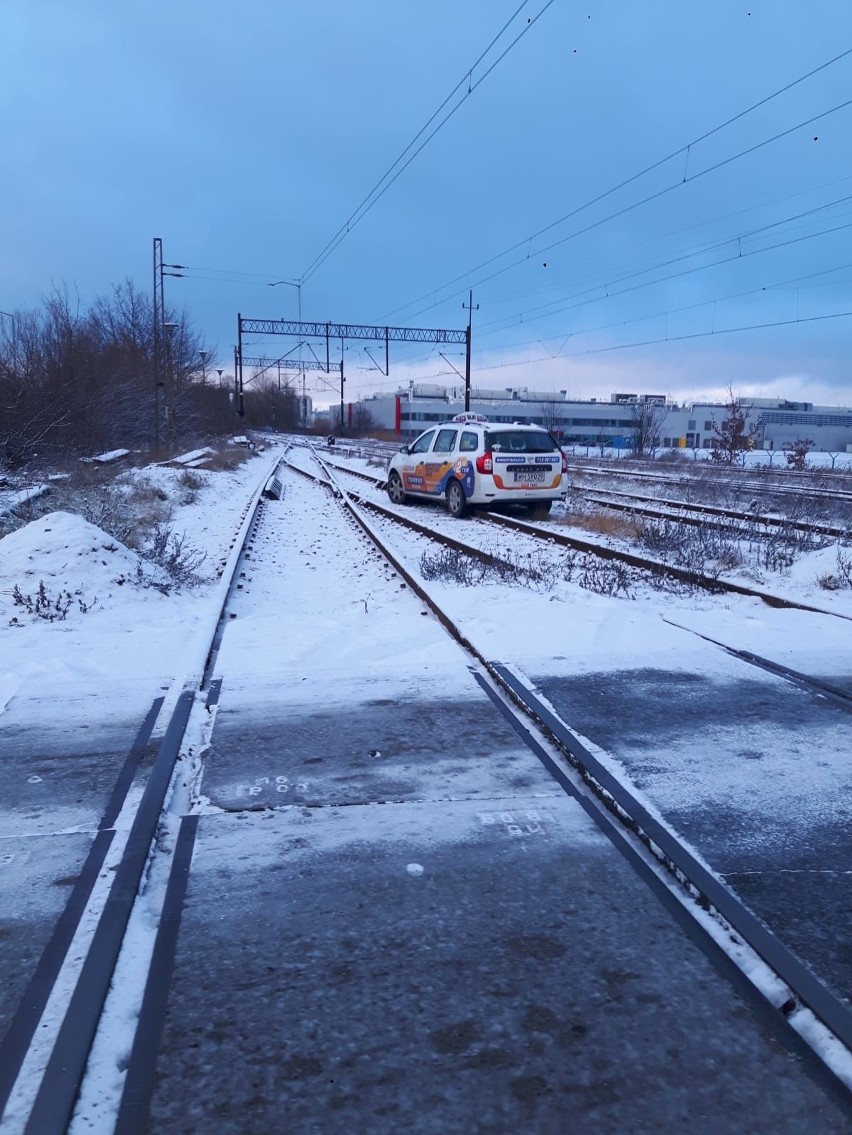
[235,776,309,797]
[479,809,549,837]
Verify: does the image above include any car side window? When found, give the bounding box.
[459,431,478,452]
[409,431,436,455]
[432,428,458,453]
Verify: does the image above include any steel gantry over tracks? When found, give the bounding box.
[236,315,472,422]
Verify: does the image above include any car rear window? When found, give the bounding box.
[487,429,558,454]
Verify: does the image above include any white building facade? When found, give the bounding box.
[354,384,852,453]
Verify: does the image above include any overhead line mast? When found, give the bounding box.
[235,316,470,421]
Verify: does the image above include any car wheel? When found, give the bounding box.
[446,479,468,518]
[387,471,407,505]
[529,500,552,519]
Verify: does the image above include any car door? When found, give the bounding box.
[426,427,459,494]
[401,430,436,494]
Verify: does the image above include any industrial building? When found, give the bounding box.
[348,384,852,454]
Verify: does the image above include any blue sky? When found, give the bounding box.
[3,1,852,408]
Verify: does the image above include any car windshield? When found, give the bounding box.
[487,429,558,454]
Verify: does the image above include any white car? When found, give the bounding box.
[386,413,568,518]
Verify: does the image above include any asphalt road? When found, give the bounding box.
[143,668,851,1133]
[536,666,852,1008]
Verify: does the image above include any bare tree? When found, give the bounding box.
[539,399,563,439]
[0,280,221,468]
[350,402,376,438]
[710,386,763,464]
[629,399,666,458]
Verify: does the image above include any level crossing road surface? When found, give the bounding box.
[139,474,849,1133]
[533,663,852,1009]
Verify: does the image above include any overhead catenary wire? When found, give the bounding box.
[473,208,852,341]
[299,0,557,285]
[360,259,852,391]
[515,260,852,356]
[480,308,852,368]
[388,174,852,370]
[380,45,852,323]
[397,95,852,329]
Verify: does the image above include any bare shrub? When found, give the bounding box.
[419,543,643,599]
[138,524,206,591]
[817,546,852,590]
[576,560,636,597]
[782,438,814,471]
[177,468,205,504]
[69,481,170,549]
[11,581,95,621]
[816,572,844,591]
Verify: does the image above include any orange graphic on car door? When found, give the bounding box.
[403,460,453,493]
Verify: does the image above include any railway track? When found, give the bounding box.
[566,460,852,508]
[315,449,852,713]
[319,451,852,621]
[578,486,851,539]
[311,453,852,1089]
[0,455,280,1135]
[2,447,850,1131]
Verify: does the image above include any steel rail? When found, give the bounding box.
[662,618,852,712]
[314,457,852,1082]
[329,465,851,619]
[15,461,282,1135]
[482,510,852,618]
[566,461,852,505]
[492,666,852,1057]
[319,461,852,725]
[0,700,163,1117]
[580,486,850,537]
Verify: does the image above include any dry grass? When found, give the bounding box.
[205,445,253,472]
[559,511,643,540]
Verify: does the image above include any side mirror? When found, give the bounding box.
[399,445,410,455]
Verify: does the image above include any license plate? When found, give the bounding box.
[514,470,546,483]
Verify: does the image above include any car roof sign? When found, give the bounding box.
[452,412,489,423]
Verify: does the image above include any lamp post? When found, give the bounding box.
[163,321,178,451]
[267,278,302,323]
[199,350,211,385]
[268,280,302,428]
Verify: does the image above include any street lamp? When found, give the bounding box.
[267,279,302,322]
[199,349,211,384]
[163,322,179,450]
[268,280,303,425]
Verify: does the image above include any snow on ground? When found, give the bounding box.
[0,452,277,725]
[3,437,850,772]
[0,511,165,608]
